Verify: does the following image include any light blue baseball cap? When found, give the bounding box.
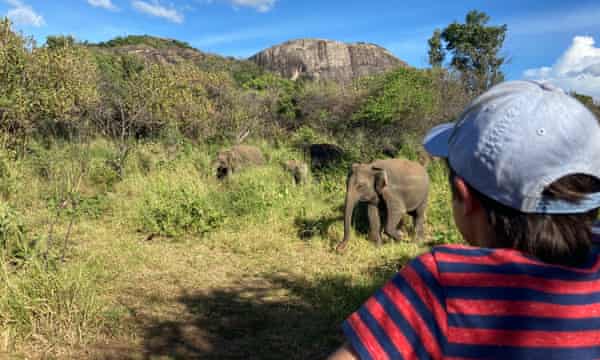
[423,80,600,214]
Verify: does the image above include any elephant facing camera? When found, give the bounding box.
[336,158,429,252]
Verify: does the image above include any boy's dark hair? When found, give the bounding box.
[448,164,600,266]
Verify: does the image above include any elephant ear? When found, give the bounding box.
[372,166,388,193]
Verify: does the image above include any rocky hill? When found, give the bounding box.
[249,39,408,83]
[89,36,409,84]
[92,35,257,74]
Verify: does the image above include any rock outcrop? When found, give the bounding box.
[249,39,408,83]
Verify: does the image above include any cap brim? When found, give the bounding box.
[423,122,454,158]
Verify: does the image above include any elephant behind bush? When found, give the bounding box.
[215,145,265,180]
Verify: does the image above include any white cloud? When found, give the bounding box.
[5,0,44,27]
[229,0,275,12]
[197,0,276,12]
[523,36,600,99]
[132,0,184,23]
[87,0,118,11]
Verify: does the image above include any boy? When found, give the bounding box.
[328,80,600,359]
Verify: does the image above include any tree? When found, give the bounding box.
[428,10,507,94]
[427,29,445,68]
[26,44,100,136]
[45,35,75,49]
[0,18,31,138]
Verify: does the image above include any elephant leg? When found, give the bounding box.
[367,204,382,246]
[383,198,406,242]
[412,200,427,244]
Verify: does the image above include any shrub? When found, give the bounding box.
[225,171,283,218]
[220,165,307,224]
[353,67,439,128]
[290,126,331,150]
[138,180,225,237]
[88,160,120,192]
[0,202,34,265]
[75,193,110,219]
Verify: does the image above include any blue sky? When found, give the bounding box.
[3,0,600,97]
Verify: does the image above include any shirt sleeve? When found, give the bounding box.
[342,252,447,360]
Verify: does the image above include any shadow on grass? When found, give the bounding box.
[119,255,411,359]
[292,201,433,251]
[294,215,341,240]
[294,202,375,244]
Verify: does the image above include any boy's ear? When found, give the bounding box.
[453,176,482,215]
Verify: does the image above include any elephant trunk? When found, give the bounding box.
[337,186,359,252]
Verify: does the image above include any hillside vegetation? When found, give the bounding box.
[0,16,598,358]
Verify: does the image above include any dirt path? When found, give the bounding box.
[74,220,416,360]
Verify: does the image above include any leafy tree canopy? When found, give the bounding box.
[428,10,507,94]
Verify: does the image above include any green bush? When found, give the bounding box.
[138,180,225,237]
[225,170,287,218]
[290,126,333,150]
[75,193,110,219]
[88,161,120,191]
[137,163,309,238]
[353,67,439,129]
[0,202,35,264]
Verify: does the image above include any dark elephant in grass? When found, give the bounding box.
[308,143,344,170]
[336,158,429,252]
[215,145,265,180]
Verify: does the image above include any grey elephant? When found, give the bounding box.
[215,145,265,180]
[283,160,309,185]
[336,158,429,252]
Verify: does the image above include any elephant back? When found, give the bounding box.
[231,145,265,165]
[372,158,429,209]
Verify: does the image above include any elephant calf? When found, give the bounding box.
[283,160,309,185]
[215,145,265,180]
[336,158,429,252]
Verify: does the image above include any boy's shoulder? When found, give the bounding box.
[426,243,552,270]
[429,243,503,259]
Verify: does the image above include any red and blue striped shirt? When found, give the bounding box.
[343,224,600,359]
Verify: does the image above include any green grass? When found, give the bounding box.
[0,138,460,358]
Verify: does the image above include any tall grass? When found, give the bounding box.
[0,137,461,357]
[0,258,114,353]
